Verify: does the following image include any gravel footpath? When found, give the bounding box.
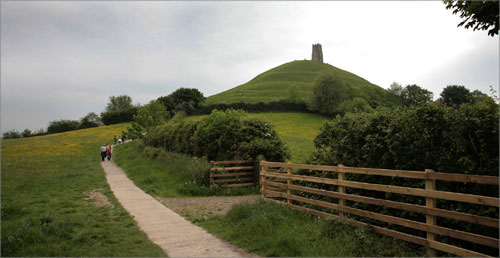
[101,160,258,257]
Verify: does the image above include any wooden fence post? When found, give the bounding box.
[287,162,292,205]
[260,158,266,199]
[209,161,214,189]
[425,169,437,257]
[338,164,346,217]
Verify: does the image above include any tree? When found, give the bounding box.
[443,0,499,37]
[2,130,22,139]
[157,88,205,115]
[440,85,471,107]
[21,129,32,138]
[308,72,353,115]
[82,112,103,126]
[105,95,133,112]
[79,117,99,129]
[401,84,433,106]
[47,120,80,134]
[126,100,170,139]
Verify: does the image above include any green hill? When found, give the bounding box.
[206,60,390,106]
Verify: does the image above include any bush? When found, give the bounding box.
[47,120,80,134]
[193,109,290,161]
[145,109,290,162]
[101,107,138,125]
[309,100,499,254]
[312,100,499,175]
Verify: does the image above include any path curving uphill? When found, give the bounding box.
[101,160,246,257]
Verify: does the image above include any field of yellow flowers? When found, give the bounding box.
[1,124,165,256]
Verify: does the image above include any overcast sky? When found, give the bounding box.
[1,1,498,133]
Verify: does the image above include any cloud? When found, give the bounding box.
[1,1,498,133]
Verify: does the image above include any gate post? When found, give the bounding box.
[425,169,437,257]
[338,164,346,217]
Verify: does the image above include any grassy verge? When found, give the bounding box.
[113,141,258,197]
[1,124,165,256]
[188,112,329,162]
[198,200,426,257]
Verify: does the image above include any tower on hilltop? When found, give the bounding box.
[311,43,323,63]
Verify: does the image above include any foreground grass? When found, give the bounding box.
[1,124,165,256]
[188,112,329,162]
[198,200,426,257]
[113,141,258,197]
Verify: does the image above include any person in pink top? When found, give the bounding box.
[106,145,112,161]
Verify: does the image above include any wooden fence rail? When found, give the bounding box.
[209,160,257,188]
[259,161,499,257]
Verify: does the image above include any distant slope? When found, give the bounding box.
[206,60,389,106]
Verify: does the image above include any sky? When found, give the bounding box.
[1,1,499,133]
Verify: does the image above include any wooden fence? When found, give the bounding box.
[259,161,499,257]
[209,160,257,188]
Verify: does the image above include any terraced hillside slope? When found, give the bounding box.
[206,60,390,106]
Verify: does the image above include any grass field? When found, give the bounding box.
[206,60,389,105]
[1,124,165,256]
[188,112,330,162]
[198,200,426,257]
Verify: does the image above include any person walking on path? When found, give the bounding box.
[113,135,117,145]
[100,144,107,161]
[106,145,112,161]
[118,137,123,144]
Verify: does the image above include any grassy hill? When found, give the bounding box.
[1,124,165,256]
[206,60,390,106]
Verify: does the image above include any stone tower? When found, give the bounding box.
[311,43,323,63]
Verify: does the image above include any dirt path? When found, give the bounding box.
[101,160,255,257]
[157,195,259,218]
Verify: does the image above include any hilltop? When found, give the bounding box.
[206,60,390,106]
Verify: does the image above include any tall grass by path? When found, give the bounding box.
[198,200,426,257]
[187,112,330,162]
[1,124,165,256]
[113,141,258,197]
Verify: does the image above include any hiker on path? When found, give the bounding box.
[118,137,123,144]
[100,144,107,161]
[113,135,117,145]
[123,135,126,142]
[106,145,112,161]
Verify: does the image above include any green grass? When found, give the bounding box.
[113,142,258,197]
[1,124,165,256]
[188,112,330,162]
[206,60,389,105]
[198,200,426,257]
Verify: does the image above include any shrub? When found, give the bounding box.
[312,100,499,175]
[145,109,290,162]
[47,120,80,134]
[193,109,290,161]
[309,100,499,254]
